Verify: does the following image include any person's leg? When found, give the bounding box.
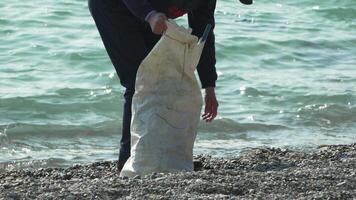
[119,86,134,167]
[88,0,148,88]
[119,31,161,170]
[120,29,161,165]
[88,0,150,170]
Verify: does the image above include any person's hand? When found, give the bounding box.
[147,12,167,35]
[202,87,219,122]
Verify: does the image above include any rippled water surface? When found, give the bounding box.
[1,0,355,169]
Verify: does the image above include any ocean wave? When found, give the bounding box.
[0,117,290,143]
[198,118,289,133]
[316,7,356,21]
[289,93,354,105]
[297,104,356,125]
[233,86,277,97]
[0,121,121,142]
[0,90,122,112]
[0,157,70,172]
[315,76,356,83]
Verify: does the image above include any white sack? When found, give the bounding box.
[120,20,206,177]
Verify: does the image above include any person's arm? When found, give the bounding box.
[122,0,167,34]
[188,0,217,89]
[188,0,218,122]
[121,0,155,21]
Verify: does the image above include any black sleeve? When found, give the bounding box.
[188,0,217,88]
[122,0,155,20]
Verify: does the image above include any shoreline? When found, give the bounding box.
[1,143,355,199]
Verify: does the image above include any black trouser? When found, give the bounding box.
[88,0,161,164]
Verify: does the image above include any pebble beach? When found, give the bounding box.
[1,1,356,199]
[1,143,355,199]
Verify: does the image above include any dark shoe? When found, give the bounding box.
[193,160,203,171]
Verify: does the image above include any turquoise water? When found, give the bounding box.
[1,0,355,170]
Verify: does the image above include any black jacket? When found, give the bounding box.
[122,0,217,88]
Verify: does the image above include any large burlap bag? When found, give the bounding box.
[120,20,206,177]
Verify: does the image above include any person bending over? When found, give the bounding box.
[88,0,252,171]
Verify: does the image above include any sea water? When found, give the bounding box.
[0,0,355,170]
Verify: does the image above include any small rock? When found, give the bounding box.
[336,181,347,187]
